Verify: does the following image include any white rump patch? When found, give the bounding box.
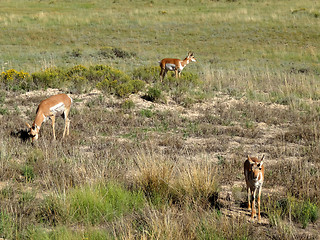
[50,102,65,114]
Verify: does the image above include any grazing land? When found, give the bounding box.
[0,0,320,239]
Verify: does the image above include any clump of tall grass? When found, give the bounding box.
[265,195,319,229]
[67,182,145,224]
[0,210,16,240]
[37,182,145,226]
[28,225,112,240]
[130,150,219,207]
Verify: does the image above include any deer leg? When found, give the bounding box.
[160,68,164,80]
[251,189,257,220]
[175,70,178,78]
[247,184,251,210]
[257,186,262,222]
[51,115,56,140]
[63,108,71,138]
[163,69,168,79]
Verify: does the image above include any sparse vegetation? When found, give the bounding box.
[0,0,320,239]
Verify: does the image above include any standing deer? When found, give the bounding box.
[25,93,72,143]
[244,155,265,222]
[159,52,196,81]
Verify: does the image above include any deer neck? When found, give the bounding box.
[33,110,46,129]
[178,58,190,70]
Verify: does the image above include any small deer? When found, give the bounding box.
[159,52,196,81]
[25,93,72,143]
[244,155,265,222]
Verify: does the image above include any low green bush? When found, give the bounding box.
[121,99,135,110]
[115,82,134,97]
[31,67,66,89]
[267,196,319,228]
[21,165,35,182]
[143,86,163,102]
[67,182,145,224]
[37,195,67,226]
[132,65,159,83]
[0,211,16,239]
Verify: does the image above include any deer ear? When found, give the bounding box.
[261,155,265,161]
[25,122,31,128]
[247,155,254,164]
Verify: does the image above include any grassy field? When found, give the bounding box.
[0,0,320,239]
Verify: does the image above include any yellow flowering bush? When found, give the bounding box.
[31,67,65,89]
[0,69,31,90]
[1,69,30,82]
[0,65,145,95]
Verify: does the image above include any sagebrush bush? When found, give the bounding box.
[98,46,136,60]
[143,86,163,102]
[31,67,66,89]
[121,99,135,110]
[129,79,146,93]
[132,65,159,83]
[115,82,135,97]
[72,75,91,93]
[95,65,144,97]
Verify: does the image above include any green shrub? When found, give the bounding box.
[143,86,163,102]
[0,211,16,239]
[68,182,145,224]
[68,48,82,58]
[267,196,319,228]
[37,195,67,226]
[71,75,91,94]
[95,65,136,97]
[112,47,136,58]
[66,64,88,77]
[162,72,200,90]
[121,99,135,110]
[98,46,115,59]
[31,67,66,89]
[21,165,35,182]
[296,200,318,228]
[115,82,134,97]
[0,107,8,115]
[140,108,154,118]
[129,79,146,93]
[132,65,159,83]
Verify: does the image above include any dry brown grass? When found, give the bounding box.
[0,88,319,239]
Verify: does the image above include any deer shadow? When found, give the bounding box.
[11,129,31,142]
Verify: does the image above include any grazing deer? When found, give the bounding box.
[25,93,72,143]
[244,155,265,222]
[159,52,196,80]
